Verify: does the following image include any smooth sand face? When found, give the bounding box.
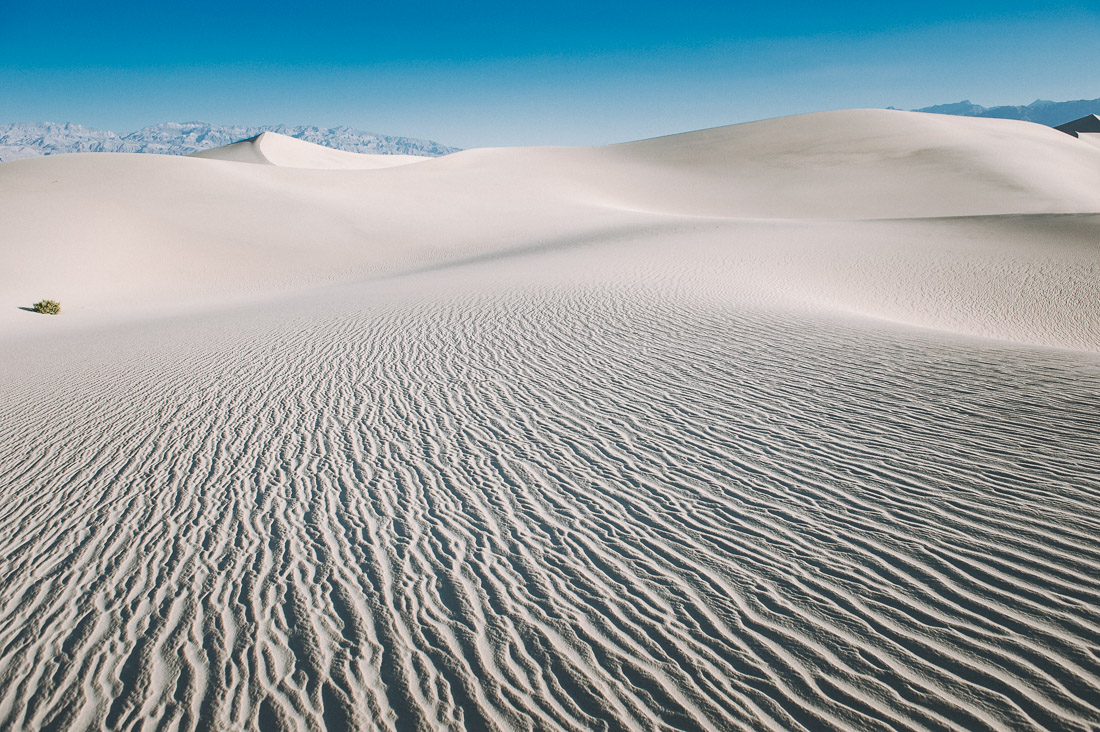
[2,109,1098,348]
[189,131,432,169]
[1,110,1099,730]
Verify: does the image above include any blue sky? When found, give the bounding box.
[2,1,1098,148]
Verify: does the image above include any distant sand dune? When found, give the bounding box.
[1,110,1099,730]
[190,131,430,169]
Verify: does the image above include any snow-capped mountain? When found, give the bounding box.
[0,121,460,162]
[0,122,126,161]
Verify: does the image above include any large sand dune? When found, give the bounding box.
[1,110,1099,730]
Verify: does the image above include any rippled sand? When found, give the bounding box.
[2,111,1099,730]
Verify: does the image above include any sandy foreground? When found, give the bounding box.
[1,110,1099,730]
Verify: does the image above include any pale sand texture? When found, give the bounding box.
[1,110,1098,730]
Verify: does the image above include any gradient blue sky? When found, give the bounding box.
[3,1,1098,148]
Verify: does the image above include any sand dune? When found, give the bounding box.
[1076,133,1100,151]
[190,132,431,169]
[1,110,1099,730]
[2,109,1098,348]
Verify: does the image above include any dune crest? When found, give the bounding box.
[190,130,431,169]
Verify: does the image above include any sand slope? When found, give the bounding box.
[2,109,1098,348]
[1,110,1099,730]
[190,131,431,169]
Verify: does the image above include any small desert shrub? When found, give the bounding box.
[32,299,61,315]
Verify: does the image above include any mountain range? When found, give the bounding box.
[0,121,460,162]
[909,97,1100,126]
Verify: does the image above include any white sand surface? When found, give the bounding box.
[190,131,431,169]
[1,110,1099,730]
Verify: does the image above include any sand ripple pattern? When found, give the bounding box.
[1,273,1099,731]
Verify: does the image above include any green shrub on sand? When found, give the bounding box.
[32,299,61,315]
